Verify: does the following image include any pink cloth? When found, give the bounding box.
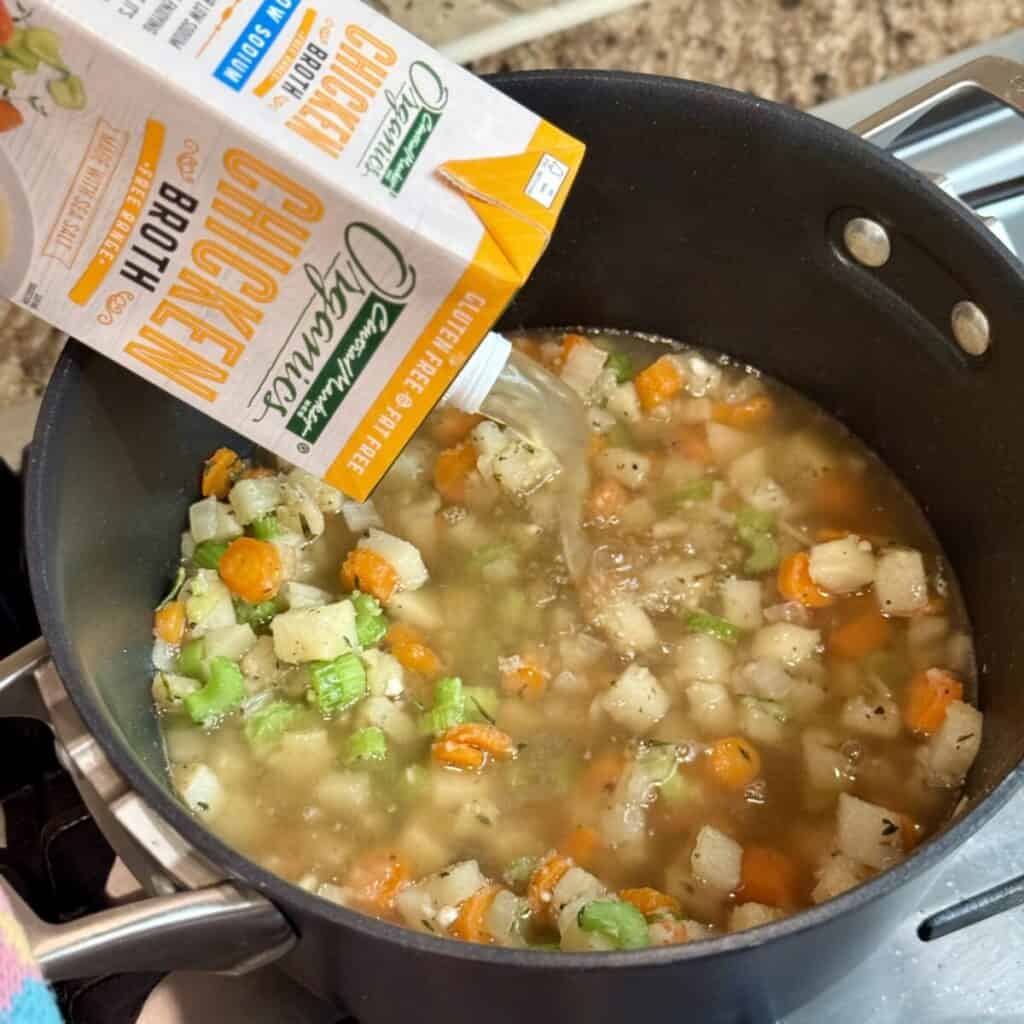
[0,889,60,1023]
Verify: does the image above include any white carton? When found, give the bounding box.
[0,0,583,497]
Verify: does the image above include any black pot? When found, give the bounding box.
[5,62,1024,1024]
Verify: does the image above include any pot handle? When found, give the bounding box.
[0,640,297,981]
[918,874,1024,941]
[852,55,1024,148]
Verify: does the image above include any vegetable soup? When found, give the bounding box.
[152,330,981,951]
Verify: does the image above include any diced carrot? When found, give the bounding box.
[578,748,627,798]
[670,424,714,465]
[386,623,442,678]
[706,736,762,789]
[433,722,516,771]
[815,471,872,528]
[218,538,282,603]
[590,432,608,458]
[740,846,797,908]
[635,355,685,411]
[240,466,276,480]
[528,854,573,923]
[341,548,399,603]
[559,825,602,869]
[904,668,964,735]
[154,601,186,645]
[829,601,892,660]
[450,884,501,943]
[619,887,681,918]
[0,100,22,133]
[500,657,547,702]
[346,849,409,915]
[711,395,775,430]
[777,551,834,608]
[430,409,484,448]
[433,443,478,504]
[201,447,239,499]
[649,918,692,944]
[588,478,628,518]
[0,5,14,47]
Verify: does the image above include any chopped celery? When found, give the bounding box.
[234,597,278,629]
[193,540,229,570]
[156,566,187,610]
[606,352,634,383]
[244,701,303,752]
[736,506,776,536]
[471,541,517,568]
[352,591,387,647]
[465,686,499,724]
[668,478,714,505]
[249,513,279,540]
[683,610,741,645]
[342,726,388,765]
[177,638,207,680]
[183,656,245,725]
[420,676,465,736]
[743,534,780,574]
[659,771,702,805]
[578,899,649,949]
[309,653,366,717]
[503,855,539,890]
[636,743,679,787]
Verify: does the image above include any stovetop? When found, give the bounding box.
[2,32,1024,1024]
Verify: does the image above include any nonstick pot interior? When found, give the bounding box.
[24,70,1024,996]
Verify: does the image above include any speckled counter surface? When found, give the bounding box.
[2,0,1024,407]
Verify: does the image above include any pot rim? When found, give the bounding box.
[27,68,1024,970]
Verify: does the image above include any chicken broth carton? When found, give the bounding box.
[0,0,583,498]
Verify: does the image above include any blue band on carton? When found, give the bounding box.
[213,0,300,92]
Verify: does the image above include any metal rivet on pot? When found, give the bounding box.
[951,301,991,356]
[843,217,891,268]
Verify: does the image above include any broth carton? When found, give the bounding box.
[0,0,583,498]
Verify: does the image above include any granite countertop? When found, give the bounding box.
[2,0,1023,408]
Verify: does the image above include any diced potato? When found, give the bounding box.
[648,918,710,945]
[357,696,417,744]
[386,439,435,487]
[552,867,606,929]
[269,727,335,785]
[787,679,828,720]
[777,431,836,485]
[281,481,325,539]
[874,548,928,616]
[203,623,257,661]
[641,559,713,612]
[720,577,762,631]
[619,497,658,533]
[271,601,358,663]
[240,636,279,693]
[739,696,788,746]
[606,381,643,423]
[686,681,736,736]
[362,649,405,697]
[288,468,344,514]
[229,477,282,525]
[733,658,792,700]
[314,771,373,816]
[598,598,658,654]
[452,798,501,843]
[919,700,983,788]
[691,825,743,891]
[280,581,333,610]
[174,763,224,819]
[163,723,207,764]
[680,353,722,397]
[836,793,904,869]
[341,498,383,532]
[751,623,821,666]
[745,478,791,513]
[151,637,179,672]
[485,890,529,947]
[840,696,901,739]
[809,536,876,595]
[726,447,768,495]
[475,427,560,497]
[594,447,653,490]
[561,336,608,397]
[396,818,452,876]
[388,590,443,631]
[184,573,237,634]
[425,860,488,909]
[706,422,755,464]
[429,767,495,810]
[729,902,783,932]
[395,882,436,931]
[811,852,866,904]
[559,631,608,671]
[676,634,734,683]
[600,664,671,735]
[359,529,429,592]
[802,728,852,792]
